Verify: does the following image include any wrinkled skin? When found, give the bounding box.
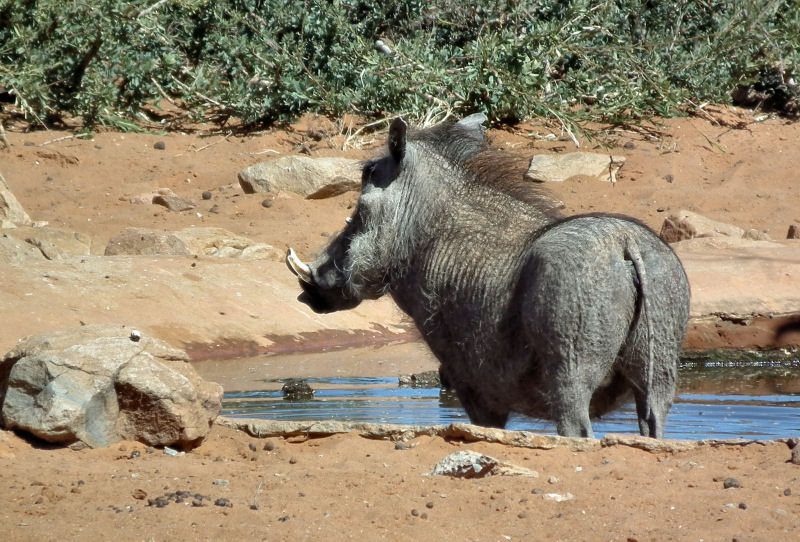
[287,115,690,438]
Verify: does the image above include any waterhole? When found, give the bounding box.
[194,343,800,440]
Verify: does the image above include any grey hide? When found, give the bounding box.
[287,114,690,438]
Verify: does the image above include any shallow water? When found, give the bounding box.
[204,346,800,440]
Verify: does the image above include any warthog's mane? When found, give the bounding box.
[406,119,564,219]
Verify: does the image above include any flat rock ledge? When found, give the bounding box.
[217,417,784,453]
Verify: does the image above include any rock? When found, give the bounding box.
[0,324,222,449]
[788,224,800,239]
[660,209,745,243]
[429,450,538,478]
[238,156,361,197]
[601,433,699,453]
[542,492,575,502]
[3,225,94,259]
[743,228,771,241]
[281,379,314,400]
[398,370,441,388]
[171,227,283,261]
[152,194,196,212]
[723,477,742,489]
[105,227,191,256]
[0,170,32,226]
[104,226,283,261]
[129,187,178,205]
[525,152,626,183]
[0,233,45,264]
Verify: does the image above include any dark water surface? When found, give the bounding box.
[201,346,800,440]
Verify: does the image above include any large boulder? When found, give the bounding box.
[0,324,223,449]
[238,156,361,198]
[0,170,32,226]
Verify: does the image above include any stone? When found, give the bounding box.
[429,450,538,478]
[281,379,314,400]
[0,233,45,264]
[398,370,441,388]
[3,226,94,259]
[788,224,800,239]
[104,226,283,261]
[105,227,191,256]
[525,152,626,183]
[171,227,283,261]
[659,209,745,243]
[0,170,32,226]
[238,156,361,197]
[743,228,771,241]
[152,194,196,212]
[0,324,222,449]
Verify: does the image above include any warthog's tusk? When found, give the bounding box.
[286,248,313,284]
[345,217,353,224]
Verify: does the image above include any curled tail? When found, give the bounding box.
[624,240,655,423]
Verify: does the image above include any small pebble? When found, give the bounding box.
[214,498,232,508]
[263,440,276,451]
[623,141,635,149]
[201,191,212,200]
[213,479,229,486]
[153,141,166,150]
[411,508,419,517]
[248,443,257,452]
[784,488,792,496]
[738,502,747,510]
[723,477,742,489]
[261,198,273,208]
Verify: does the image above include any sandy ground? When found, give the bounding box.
[1,107,800,540]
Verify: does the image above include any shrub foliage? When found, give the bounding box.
[1,0,798,128]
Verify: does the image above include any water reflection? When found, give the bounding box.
[215,352,800,440]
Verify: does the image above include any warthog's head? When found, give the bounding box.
[286,114,488,313]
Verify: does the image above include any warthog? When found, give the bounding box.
[287,114,690,438]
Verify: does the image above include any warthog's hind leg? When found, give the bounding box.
[632,374,675,439]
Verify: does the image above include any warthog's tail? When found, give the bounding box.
[624,240,655,424]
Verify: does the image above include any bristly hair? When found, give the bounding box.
[406,119,564,220]
[464,149,565,220]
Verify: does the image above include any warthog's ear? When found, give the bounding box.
[388,117,408,161]
[456,113,488,142]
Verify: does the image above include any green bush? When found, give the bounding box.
[1,0,798,129]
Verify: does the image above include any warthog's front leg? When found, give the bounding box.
[455,383,509,429]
